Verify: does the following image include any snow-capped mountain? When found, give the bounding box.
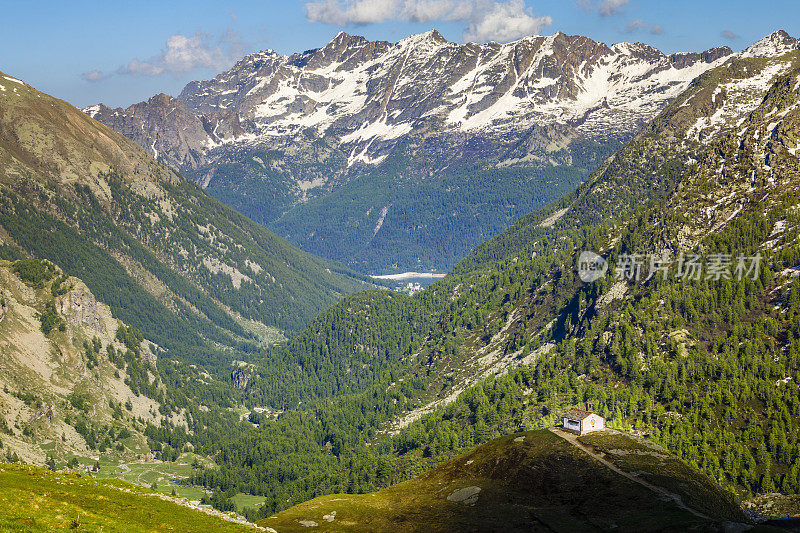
[85,30,799,274]
[88,30,741,168]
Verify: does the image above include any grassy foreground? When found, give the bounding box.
[577,431,747,522]
[0,464,254,532]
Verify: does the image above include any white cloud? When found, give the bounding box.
[305,0,552,43]
[578,0,630,17]
[306,0,460,25]
[119,32,244,77]
[85,30,245,81]
[463,1,552,43]
[721,29,740,40]
[81,69,109,83]
[624,18,645,33]
[598,0,630,16]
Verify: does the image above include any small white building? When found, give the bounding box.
[562,409,605,435]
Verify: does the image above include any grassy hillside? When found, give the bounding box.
[0,69,374,370]
[0,464,256,532]
[261,430,747,532]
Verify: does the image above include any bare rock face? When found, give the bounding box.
[85,94,212,170]
[742,30,800,58]
[141,344,158,368]
[56,281,114,338]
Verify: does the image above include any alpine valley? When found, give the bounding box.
[2,21,800,533]
[181,35,800,528]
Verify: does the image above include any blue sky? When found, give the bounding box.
[3,0,798,108]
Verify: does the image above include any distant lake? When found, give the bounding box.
[371,271,447,289]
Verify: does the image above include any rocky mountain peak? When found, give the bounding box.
[79,29,800,175]
[668,46,733,69]
[398,28,449,48]
[149,92,177,107]
[89,29,754,172]
[742,30,799,57]
[325,30,368,51]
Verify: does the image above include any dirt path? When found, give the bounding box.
[548,428,711,521]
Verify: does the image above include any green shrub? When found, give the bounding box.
[39,300,64,334]
[13,258,56,288]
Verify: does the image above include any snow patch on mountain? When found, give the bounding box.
[166,32,739,158]
[686,61,792,143]
[84,30,798,177]
[84,104,101,118]
[373,205,390,236]
[341,120,413,143]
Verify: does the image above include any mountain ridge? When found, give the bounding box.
[86,30,742,169]
[87,29,800,172]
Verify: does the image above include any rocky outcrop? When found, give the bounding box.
[231,362,257,389]
[0,259,164,465]
[56,282,114,337]
[85,94,213,170]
